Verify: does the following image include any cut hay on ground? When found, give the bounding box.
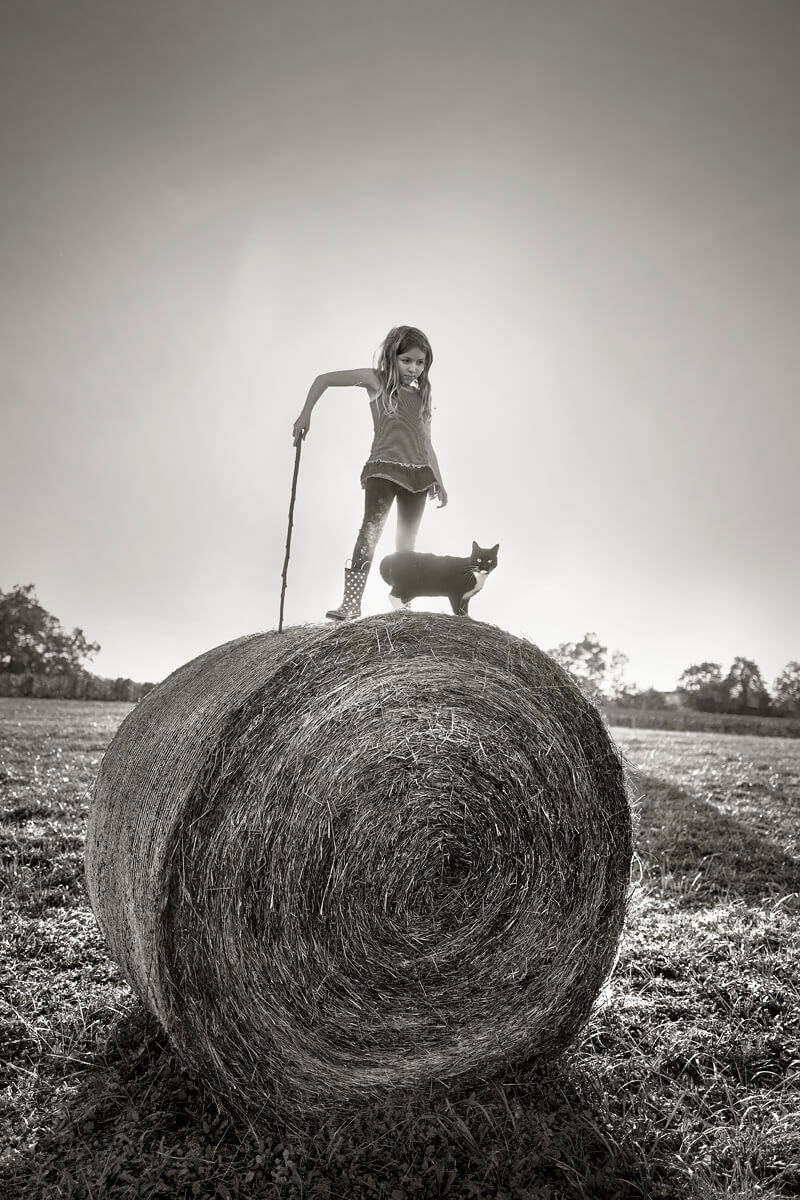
[85,613,632,1125]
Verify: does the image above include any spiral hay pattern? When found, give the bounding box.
[85,613,631,1123]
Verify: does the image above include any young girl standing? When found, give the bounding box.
[292,325,448,620]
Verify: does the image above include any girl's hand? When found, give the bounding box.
[292,414,310,445]
[433,484,448,508]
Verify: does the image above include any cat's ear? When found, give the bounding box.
[472,540,479,554]
[492,544,499,553]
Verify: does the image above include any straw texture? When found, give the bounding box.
[85,613,631,1123]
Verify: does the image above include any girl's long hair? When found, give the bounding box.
[374,326,433,419]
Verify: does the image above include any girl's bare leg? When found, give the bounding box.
[395,487,427,552]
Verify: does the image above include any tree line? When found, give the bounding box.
[2,586,798,715]
[0,585,153,702]
[547,632,800,717]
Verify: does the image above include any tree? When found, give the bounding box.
[677,662,731,712]
[606,650,632,702]
[774,661,800,714]
[547,632,608,702]
[726,656,770,713]
[0,584,100,675]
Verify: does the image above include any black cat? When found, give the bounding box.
[379,542,499,616]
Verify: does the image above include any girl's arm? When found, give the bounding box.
[292,368,379,444]
[423,418,448,508]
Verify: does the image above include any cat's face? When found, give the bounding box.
[470,542,499,574]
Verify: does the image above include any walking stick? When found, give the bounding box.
[278,435,303,632]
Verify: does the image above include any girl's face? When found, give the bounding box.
[396,345,427,387]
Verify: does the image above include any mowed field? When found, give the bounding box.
[1,699,798,1200]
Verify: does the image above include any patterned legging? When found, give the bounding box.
[351,477,428,571]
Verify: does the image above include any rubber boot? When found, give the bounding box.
[325,564,369,621]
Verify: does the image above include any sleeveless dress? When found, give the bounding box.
[360,386,437,493]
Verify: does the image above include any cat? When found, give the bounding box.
[379,542,499,616]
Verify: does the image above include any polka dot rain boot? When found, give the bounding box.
[325,564,369,621]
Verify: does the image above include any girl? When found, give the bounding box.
[292,325,448,621]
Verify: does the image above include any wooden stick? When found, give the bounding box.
[278,437,303,632]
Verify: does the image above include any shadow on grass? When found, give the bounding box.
[5,1001,666,1200]
[632,770,800,905]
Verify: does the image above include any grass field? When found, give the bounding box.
[1,698,798,1199]
[602,707,800,740]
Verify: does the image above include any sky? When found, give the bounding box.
[2,0,798,691]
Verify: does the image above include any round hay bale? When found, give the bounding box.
[85,613,631,1123]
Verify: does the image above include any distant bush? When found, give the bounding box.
[0,671,154,702]
[615,688,668,710]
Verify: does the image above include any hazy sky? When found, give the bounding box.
[2,0,798,690]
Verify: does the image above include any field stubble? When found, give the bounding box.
[0,700,798,1199]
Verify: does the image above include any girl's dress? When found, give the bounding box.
[360,386,437,494]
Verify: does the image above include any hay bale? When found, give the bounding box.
[85,613,631,1123]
